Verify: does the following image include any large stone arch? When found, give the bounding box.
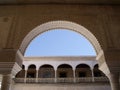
[19,20,101,55]
[18,20,110,76]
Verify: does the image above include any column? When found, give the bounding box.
[36,70,39,82]
[91,69,94,82]
[1,74,12,90]
[55,70,57,83]
[108,72,120,90]
[24,70,27,83]
[73,69,76,83]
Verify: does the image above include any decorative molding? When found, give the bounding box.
[16,50,24,65]
[96,50,106,66]
[0,62,21,76]
[0,62,15,74]
[24,56,96,61]
[17,50,24,61]
[96,50,103,61]
[19,20,102,55]
[23,56,97,73]
[99,62,110,77]
[11,62,22,76]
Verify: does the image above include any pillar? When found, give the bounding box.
[91,69,94,82]
[1,74,12,90]
[55,70,57,83]
[73,69,76,83]
[24,70,27,83]
[108,72,120,90]
[36,70,39,82]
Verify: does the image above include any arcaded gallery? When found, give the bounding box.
[0,0,120,90]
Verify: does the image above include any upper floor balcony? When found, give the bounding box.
[13,77,109,84]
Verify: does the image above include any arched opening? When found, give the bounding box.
[39,65,54,78]
[76,64,91,78]
[24,29,96,57]
[27,64,36,78]
[57,64,73,78]
[19,21,109,76]
[17,20,110,85]
[93,64,106,77]
[15,65,25,78]
[19,21,102,55]
[93,64,109,83]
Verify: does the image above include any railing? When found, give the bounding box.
[94,77,109,82]
[76,77,92,83]
[57,78,74,83]
[13,78,25,83]
[13,77,109,83]
[26,78,36,83]
[38,78,55,83]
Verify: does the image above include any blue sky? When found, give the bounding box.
[24,29,96,57]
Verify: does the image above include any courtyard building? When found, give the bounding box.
[0,0,120,90]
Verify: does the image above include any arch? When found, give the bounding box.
[18,20,109,81]
[75,63,90,69]
[57,64,73,78]
[39,64,54,69]
[15,64,25,78]
[57,64,72,69]
[94,64,99,68]
[76,64,91,77]
[39,64,54,78]
[28,64,36,69]
[93,64,105,77]
[19,21,102,55]
[27,64,36,78]
[24,29,96,56]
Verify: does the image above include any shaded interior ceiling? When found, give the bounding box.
[0,0,120,5]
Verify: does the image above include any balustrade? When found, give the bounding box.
[76,77,92,83]
[94,77,109,82]
[57,78,73,83]
[13,77,109,83]
[38,78,55,83]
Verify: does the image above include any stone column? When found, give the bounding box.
[91,69,94,82]
[1,74,12,90]
[55,70,57,83]
[73,69,76,83]
[24,70,27,83]
[108,72,120,90]
[36,69,39,82]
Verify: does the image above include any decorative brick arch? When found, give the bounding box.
[18,21,110,75]
[17,20,110,81]
[19,20,102,55]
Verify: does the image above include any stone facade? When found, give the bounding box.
[0,2,120,90]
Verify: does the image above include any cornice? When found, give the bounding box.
[24,56,96,61]
[0,62,21,75]
[0,62,15,74]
